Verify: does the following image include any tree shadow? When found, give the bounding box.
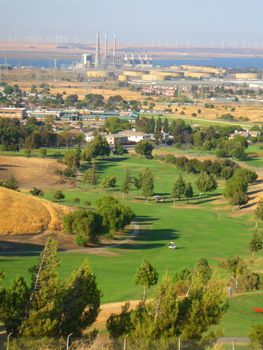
[0,240,65,257]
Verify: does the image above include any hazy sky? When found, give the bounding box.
[1,0,263,46]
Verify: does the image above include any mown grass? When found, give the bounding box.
[0,155,262,337]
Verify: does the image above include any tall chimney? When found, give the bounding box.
[104,33,108,60]
[113,33,117,60]
[95,32,101,68]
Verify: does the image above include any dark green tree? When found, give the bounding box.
[53,190,65,202]
[184,182,194,204]
[59,260,101,337]
[249,231,263,258]
[135,140,154,158]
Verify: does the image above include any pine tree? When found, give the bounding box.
[82,160,98,190]
[172,175,186,203]
[20,238,61,337]
[1,277,29,335]
[196,172,217,196]
[59,259,101,337]
[249,231,263,258]
[141,168,154,199]
[185,182,193,204]
[121,168,131,199]
[162,117,169,133]
[135,260,158,300]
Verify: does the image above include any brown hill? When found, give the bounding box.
[0,187,69,235]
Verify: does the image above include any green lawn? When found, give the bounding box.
[241,144,263,168]
[218,292,263,337]
[0,155,262,337]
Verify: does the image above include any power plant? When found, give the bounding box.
[79,32,152,69]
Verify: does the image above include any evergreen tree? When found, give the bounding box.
[196,172,217,196]
[249,231,263,258]
[162,117,169,133]
[185,182,193,204]
[135,260,158,300]
[59,260,101,337]
[154,116,162,144]
[121,168,131,198]
[1,277,29,335]
[141,168,154,199]
[82,160,98,190]
[20,238,61,337]
[172,175,186,203]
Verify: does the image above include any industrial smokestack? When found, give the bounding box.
[104,34,108,59]
[95,32,101,68]
[113,33,117,59]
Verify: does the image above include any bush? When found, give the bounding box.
[30,187,44,197]
[97,196,135,235]
[64,210,103,245]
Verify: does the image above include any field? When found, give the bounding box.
[0,153,262,337]
[0,187,69,235]
[0,155,69,189]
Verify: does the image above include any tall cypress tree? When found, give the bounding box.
[59,259,101,337]
[20,238,61,337]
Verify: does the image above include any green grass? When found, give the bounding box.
[0,155,262,337]
[241,144,263,168]
[218,292,263,337]
[0,147,68,158]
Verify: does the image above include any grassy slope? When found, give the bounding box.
[0,155,262,336]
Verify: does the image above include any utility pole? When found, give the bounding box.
[178,337,181,350]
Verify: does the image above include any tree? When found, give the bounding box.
[135,140,154,159]
[30,187,44,197]
[172,175,186,203]
[101,176,117,190]
[73,197,80,206]
[141,168,154,199]
[104,117,130,133]
[97,196,135,235]
[113,143,126,158]
[59,260,101,337]
[20,238,61,337]
[84,134,110,160]
[114,271,227,350]
[154,116,162,144]
[196,172,217,196]
[249,231,263,258]
[54,190,65,202]
[121,168,131,198]
[185,182,194,204]
[2,175,19,190]
[255,198,263,221]
[162,117,169,133]
[82,161,98,190]
[134,260,158,300]
[219,256,247,290]
[64,210,103,245]
[64,149,80,170]
[1,277,30,335]
[107,302,133,349]
[230,191,249,208]
[250,324,263,350]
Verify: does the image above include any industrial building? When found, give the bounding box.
[0,107,27,119]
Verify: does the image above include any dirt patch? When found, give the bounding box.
[0,156,70,189]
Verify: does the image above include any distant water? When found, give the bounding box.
[0,57,76,68]
[154,57,263,69]
[1,56,263,69]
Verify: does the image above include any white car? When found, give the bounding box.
[168,242,176,249]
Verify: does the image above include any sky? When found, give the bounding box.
[0,0,263,46]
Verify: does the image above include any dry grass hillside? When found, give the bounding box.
[0,187,70,235]
[0,156,68,189]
